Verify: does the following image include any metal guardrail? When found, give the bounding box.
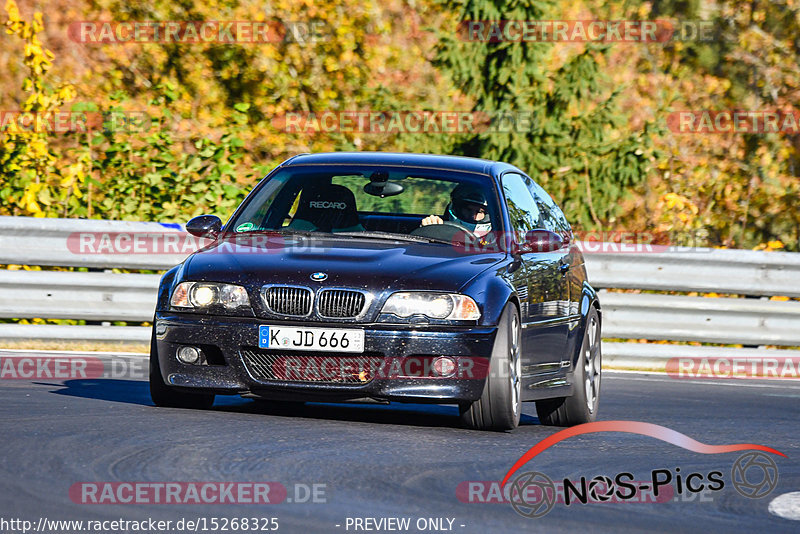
[0,215,183,342]
[1,216,798,365]
[0,270,159,321]
[0,216,189,269]
[599,291,800,346]
[584,247,800,298]
[0,323,151,342]
[600,342,795,370]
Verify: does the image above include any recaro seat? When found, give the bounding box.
[287,184,364,232]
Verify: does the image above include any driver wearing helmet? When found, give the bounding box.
[421,184,492,237]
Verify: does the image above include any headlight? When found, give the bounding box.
[381,292,481,320]
[170,282,250,309]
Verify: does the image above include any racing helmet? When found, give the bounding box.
[446,184,491,233]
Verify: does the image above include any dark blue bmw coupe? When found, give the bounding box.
[150,152,601,430]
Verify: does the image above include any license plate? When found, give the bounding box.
[259,326,365,353]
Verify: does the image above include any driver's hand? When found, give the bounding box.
[421,215,444,226]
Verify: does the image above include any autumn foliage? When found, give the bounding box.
[1,0,798,251]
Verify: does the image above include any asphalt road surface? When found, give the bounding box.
[1,351,798,533]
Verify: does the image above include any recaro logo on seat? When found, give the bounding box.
[309,201,346,209]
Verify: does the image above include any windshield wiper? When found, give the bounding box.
[333,231,451,245]
[242,228,450,245]
[266,228,333,237]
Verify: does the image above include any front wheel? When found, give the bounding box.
[149,329,215,409]
[536,306,601,426]
[460,303,521,431]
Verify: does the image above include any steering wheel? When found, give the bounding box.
[410,221,477,243]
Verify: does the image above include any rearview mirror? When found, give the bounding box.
[186,215,222,239]
[363,171,404,197]
[517,229,564,253]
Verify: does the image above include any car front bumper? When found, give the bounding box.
[154,313,497,403]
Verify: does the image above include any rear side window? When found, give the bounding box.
[500,173,541,242]
[526,177,571,235]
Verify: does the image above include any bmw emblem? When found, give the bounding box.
[310,272,328,282]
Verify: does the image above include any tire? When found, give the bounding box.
[536,306,601,426]
[149,328,215,409]
[460,303,521,431]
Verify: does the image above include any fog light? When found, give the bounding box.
[155,321,167,336]
[176,346,202,364]
[432,356,456,377]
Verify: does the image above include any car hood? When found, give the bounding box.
[182,234,504,293]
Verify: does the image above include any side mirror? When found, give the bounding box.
[517,229,564,253]
[186,215,222,239]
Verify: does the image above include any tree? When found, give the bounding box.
[433,0,658,228]
[0,0,76,217]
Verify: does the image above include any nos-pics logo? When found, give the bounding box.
[501,421,783,519]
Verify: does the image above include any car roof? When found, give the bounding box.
[280,152,521,177]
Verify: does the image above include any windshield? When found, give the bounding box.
[228,165,502,242]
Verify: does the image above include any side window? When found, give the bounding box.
[501,173,540,242]
[526,178,571,235]
[232,178,287,231]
